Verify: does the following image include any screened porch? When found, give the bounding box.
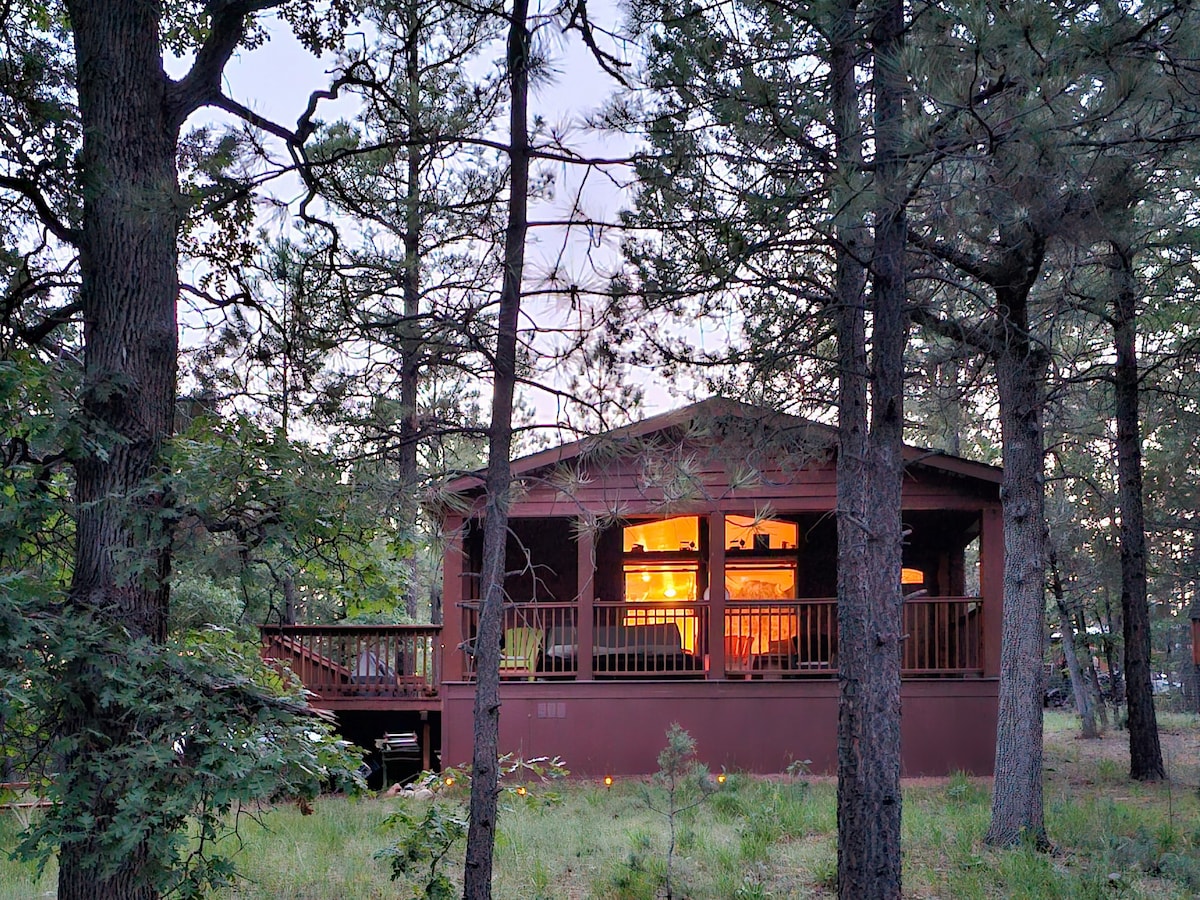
[450,509,990,682]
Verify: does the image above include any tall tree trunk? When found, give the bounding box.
[833,0,907,894]
[58,2,180,897]
[282,571,299,625]
[986,262,1050,848]
[1099,590,1124,705]
[462,1,530,896]
[399,1,424,621]
[1109,243,1164,780]
[1077,599,1111,727]
[1048,547,1098,738]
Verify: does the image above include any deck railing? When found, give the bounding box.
[456,596,983,681]
[901,597,982,674]
[460,602,580,679]
[592,601,708,676]
[725,599,839,676]
[259,624,441,700]
[727,597,982,676]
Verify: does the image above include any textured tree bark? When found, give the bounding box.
[985,265,1050,848]
[56,2,280,895]
[833,0,906,895]
[1109,244,1164,781]
[399,1,424,621]
[1049,547,1098,738]
[58,3,180,897]
[462,1,530,896]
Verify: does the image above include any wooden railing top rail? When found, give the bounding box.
[726,596,981,604]
[259,623,441,634]
[454,597,980,609]
[456,600,583,609]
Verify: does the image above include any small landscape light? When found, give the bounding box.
[515,785,527,796]
[443,776,455,787]
[716,773,727,784]
[603,775,614,788]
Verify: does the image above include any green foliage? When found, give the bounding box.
[435,753,569,805]
[0,592,364,898]
[640,724,716,900]
[599,830,666,900]
[377,802,467,900]
[946,771,987,805]
[170,413,405,626]
[0,354,75,581]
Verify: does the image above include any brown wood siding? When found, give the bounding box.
[440,680,998,776]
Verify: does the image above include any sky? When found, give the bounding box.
[191,4,694,437]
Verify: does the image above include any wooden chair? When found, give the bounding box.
[499,626,543,680]
[724,634,755,678]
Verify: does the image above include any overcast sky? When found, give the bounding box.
[180,5,697,436]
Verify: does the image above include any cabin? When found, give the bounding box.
[262,399,1004,781]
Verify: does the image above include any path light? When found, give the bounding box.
[603,775,614,788]
[443,776,456,787]
[515,785,527,796]
[716,773,727,784]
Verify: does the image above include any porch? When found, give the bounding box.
[441,506,1002,685]
[457,596,984,680]
[259,624,442,711]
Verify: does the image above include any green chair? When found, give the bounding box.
[499,627,543,680]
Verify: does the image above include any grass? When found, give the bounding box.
[2,711,1198,899]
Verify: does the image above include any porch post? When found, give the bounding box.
[707,511,726,680]
[980,505,1003,678]
[576,521,595,680]
[442,515,466,680]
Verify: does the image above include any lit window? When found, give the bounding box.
[624,517,699,552]
[725,515,799,552]
[623,517,700,651]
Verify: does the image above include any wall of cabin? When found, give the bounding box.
[440,679,998,776]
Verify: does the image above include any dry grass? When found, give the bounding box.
[2,710,1198,899]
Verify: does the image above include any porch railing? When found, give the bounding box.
[456,596,982,681]
[725,599,839,676]
[461,602,580,679]
[259,624,441,700]
[727,597,982,676]
[901,597,982,674]
[593,601,708,676]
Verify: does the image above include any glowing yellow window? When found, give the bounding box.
[725,515,799,551]
[624,517,699,552]
[622,517,700,652]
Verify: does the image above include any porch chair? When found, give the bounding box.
[499,626,543,680]
[724,634,755,678]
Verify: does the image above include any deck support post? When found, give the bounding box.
[708,512,726,679]
[421,710,431,771]
[442,516,467,680]
[980,506,1003,678]
[577,522,595,680]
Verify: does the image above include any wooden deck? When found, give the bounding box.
[259,624,442,711]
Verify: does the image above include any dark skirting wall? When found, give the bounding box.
[439,679,998,777]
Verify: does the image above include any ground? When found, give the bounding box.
[1,711,1198,899]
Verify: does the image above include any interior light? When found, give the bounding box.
[663,587,676,598]
[642,572,651,582]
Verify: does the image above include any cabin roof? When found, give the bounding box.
[447,397,1002,494]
